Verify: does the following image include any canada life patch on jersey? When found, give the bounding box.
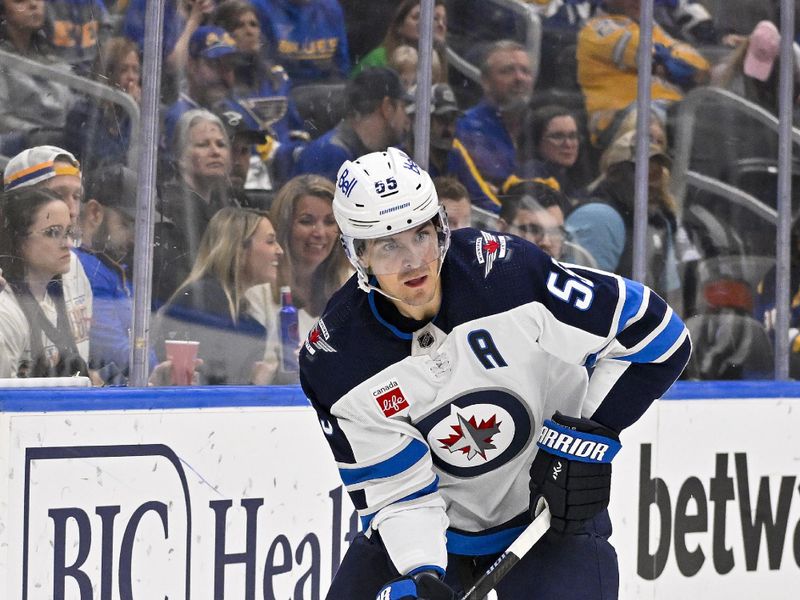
[475,231,508,278]
[305,319,336,354]
[371,379,409,417]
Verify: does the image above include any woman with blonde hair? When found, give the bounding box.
[155,207,284,385]
[247,174,351,339]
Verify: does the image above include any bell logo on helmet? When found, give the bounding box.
[337,168,358,198]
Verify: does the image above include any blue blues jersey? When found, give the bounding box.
[447,101,519,214]
[299,228,690,575]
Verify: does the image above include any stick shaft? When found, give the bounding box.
[460,506,551,600]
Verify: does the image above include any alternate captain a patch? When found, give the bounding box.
[475,231,508,278]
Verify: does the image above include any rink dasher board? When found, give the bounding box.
[0,383,798,599]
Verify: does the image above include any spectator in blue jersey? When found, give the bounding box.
[293,67,411,182]
[122,0,216,73]
[45,0,110,75]
[249,0,350,85]
[0,0,75,152]
[63,36,141,171]
[447,40,534,213]
[162,25,238,153]
[519,105,589,199]
[154,207,283,385]
[76,165,158,382]
[300,147,691,599]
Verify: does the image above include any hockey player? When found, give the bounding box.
[299,147,690,599]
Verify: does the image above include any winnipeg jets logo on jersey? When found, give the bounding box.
[438,411,501,461]
[475,231,508,278]
[305,319,336,354]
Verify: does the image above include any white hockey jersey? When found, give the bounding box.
[300,228,690,575]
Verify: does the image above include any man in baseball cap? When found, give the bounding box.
[3,145,83,226]
[214,101,274,208]
[163,26,239,149]
[406,83,461,176]
[75,164,151,381]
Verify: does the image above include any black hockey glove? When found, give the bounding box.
[375,570,457,600]
[529,412,621,534]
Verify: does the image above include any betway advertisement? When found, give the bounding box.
[0,389,798,599]
[611,398,800,599]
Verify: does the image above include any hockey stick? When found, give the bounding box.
[459,504,552,600]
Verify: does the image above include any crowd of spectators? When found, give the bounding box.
[0,0,795,385]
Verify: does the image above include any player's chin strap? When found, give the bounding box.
[360,258,444,306]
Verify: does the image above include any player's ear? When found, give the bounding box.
[496,218,509,232]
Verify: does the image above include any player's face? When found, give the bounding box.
[290,194,339,270]
[20,200,73,280]
[365,222,442,320]
[183,121,231,181]
[441,197,471,230]
[3,0,45,32]
[510,206,565,259]
[231,9,261,54]
[538,115,580,168]
[243,218,283,286]
[42,166,83,227]
[483,49,533,111]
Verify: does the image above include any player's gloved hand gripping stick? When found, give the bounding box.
[529,412,621,534]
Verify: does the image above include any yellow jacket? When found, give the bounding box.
[577,14,709,119]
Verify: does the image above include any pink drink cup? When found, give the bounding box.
[165,340,199,385]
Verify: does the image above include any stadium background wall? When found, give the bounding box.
[0,382,797,599]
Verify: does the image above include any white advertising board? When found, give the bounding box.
[0,404,358,600]
[1,387,799,599]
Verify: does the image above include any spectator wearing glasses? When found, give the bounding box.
[521,105,589,198]
[2,145,93,368]
[497,180,569,261]
[0,187,90,379]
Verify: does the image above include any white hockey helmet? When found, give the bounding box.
[333,147,450,293]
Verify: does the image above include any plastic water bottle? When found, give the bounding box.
[279,286,300,374]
